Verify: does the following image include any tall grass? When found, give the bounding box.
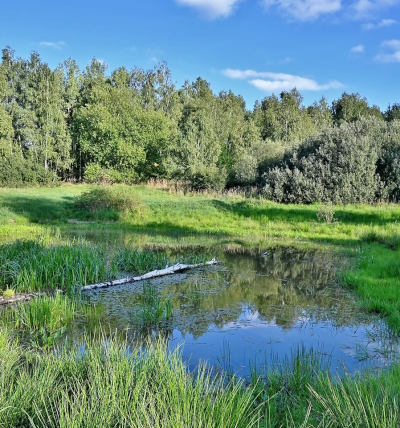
[137,282,173,329]
[0,240,114,293]
[4,294,77,332]
[1,327,400,427]
[73,185,145,221]
[0,330,259,428]
[114,247,208,274]
[0,239,210,294]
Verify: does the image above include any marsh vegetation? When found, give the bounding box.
[0,185,400,426]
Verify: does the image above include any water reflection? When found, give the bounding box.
[83,248,399,375]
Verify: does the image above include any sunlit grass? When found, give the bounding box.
[1,185,400,335]
[0,330,259,428]
[0,239,114,294]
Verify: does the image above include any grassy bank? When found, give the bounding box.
[1,185,399,247]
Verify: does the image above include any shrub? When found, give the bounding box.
[233,154,258,186]
[0,155,57,187]
[188,166,227,192]
[74,185,144,218]
[261,118,387,203]
[84,163,123,184]
[316,202,338,224]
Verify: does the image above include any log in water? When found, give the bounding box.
[81,258,220,292]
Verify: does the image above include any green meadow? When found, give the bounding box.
[1,184,400,427]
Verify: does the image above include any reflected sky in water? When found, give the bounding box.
[83,248,399,376]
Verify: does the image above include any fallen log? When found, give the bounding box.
[81,258,220,292]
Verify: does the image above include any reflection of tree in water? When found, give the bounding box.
[83,248,361,340]
[164,248,359,338]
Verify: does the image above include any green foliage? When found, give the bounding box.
[0,104,14,156]
[341,243,400,334]
[2,47,400,196]
[114,248,169,274]
[83,163,123,184]
[261,119,387,203]
[73,185,144,219]
[332,92,383,123]
[1,328,400,427]
[0,155,57,187]
[385,103,400,122]
[6,294,75,331]
[0,240,113,293]
[0,333,259,428]
[258,89,316,144]
[2,288,15,297]
[316,202,338,224]
[114,247,208,274]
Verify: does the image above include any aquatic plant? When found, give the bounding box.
[0,240,114,293]
[137,282,173,328]
[1,327,400,427]
[114,247,208,275]
[1,294,78,349]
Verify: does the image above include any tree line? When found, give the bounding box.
[1,46,399,202]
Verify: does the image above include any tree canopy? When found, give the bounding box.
[0,46,399,202]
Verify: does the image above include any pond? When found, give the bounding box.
[80,247,399,377]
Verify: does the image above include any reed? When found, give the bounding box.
[0,240,113,294]
[4,294,76,332]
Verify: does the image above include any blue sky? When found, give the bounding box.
[1,0,399,110]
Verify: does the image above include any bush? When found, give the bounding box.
[188,166,227,192]
[233,154,258,186]
[316,202,338,224]
[0,155,57,187]
[84,163,123,184]
[74,185,144,218]
[261,119,387,204]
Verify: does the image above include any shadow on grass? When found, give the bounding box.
[211,200,399,226]
[0,195,73,223]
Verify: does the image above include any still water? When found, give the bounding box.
[82,248,398,376]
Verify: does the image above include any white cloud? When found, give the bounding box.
[262,0,342,20]
[351,44,365,52]
[379,18,397,27]
[375,39,400,62]
[382,39,400,49]
[39,41,65,49]
[174,0,241,18]
[363,18,396,29]
[352,0,398,17]
[222,69,343,92]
